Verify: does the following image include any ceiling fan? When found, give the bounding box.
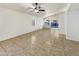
[28,3,45,13]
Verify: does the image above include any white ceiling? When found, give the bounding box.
[0,3,68,17]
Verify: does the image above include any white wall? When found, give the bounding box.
[0,7,43,41]
[55,11,79,41]
[67,11,79,41]
[58,12,67,35]
[45,13,67,35]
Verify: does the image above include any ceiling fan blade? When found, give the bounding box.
[39,10,45,11]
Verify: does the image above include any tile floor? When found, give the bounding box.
[0,28,79,56]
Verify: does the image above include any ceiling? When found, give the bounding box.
[0,3,68,17]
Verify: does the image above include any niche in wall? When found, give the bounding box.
[32,19,35,26]
[32,17,36,26]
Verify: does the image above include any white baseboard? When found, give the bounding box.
[66,35,79,42]
[0,28,43,42]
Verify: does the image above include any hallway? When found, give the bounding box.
[0,29,79,56]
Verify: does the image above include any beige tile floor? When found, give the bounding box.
[0,28,79,56]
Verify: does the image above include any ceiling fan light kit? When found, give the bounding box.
[34,9,39,13]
